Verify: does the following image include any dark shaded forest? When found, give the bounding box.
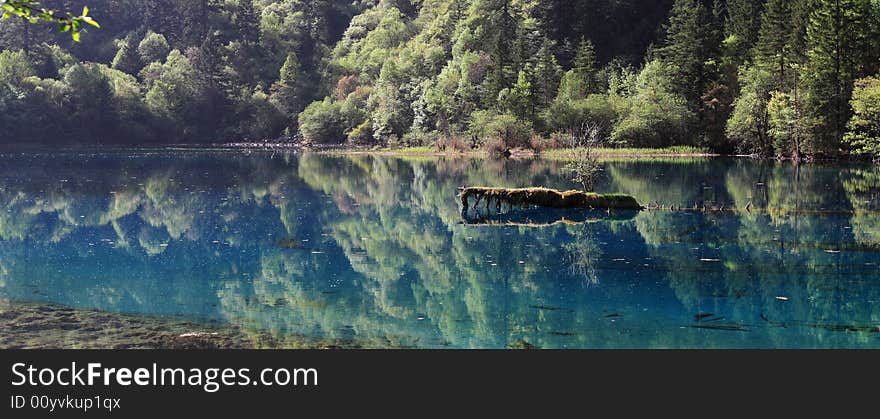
[1,0,879,160]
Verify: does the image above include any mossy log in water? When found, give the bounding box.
[459,187,642,213]
[458,187,641,225]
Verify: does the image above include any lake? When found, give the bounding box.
[1,151,879,348]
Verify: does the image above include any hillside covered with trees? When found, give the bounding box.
[1,0,879,160]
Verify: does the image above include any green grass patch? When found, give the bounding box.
[379,146,441,154]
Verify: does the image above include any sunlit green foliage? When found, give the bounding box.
[801,0,877,156]
[844,76,880,159]
[137,31,169,64]
[1,1,99,41]
[611,60,692,147]
[298,97,345,144]
[726,65,774,155]
[0,0,878,158]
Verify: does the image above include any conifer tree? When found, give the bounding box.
[724,0,765,64]
[658,0,709,107]
[529,38,563,107]
[572,38,599,95]
[802,0,874,154]
[271,53,302,116]
[754,0,791,87]
[484,0,519,106]
[508,69,534,121]
[787,0,812,66]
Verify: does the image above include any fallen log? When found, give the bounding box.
[458,187,642,213]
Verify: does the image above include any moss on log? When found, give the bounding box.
[458,187,642,212]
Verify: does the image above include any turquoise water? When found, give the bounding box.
[1,151,879,348]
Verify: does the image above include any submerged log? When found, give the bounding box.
[458,187,642,212]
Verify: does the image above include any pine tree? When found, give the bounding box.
[709,0,726,54]
[573,38,596,75]
[754,0,792,87]
[271,53,301,116]
[484,0,519,106]
[658,0,708,107]
[509,69,534,121]
[529,38,563,107]
[704,0,726,79]
[235,0,261,46]
[787,0,811,66]
[724,0,765,65]
[802,0,874,154]
[194,30,225,92]
[227,0,265,87]
[572,38,599,95]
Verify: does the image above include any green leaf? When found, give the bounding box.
[72,31,80,42]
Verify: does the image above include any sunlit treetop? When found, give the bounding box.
[1,0,99,42]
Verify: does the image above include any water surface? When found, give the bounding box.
[1,151,878,348]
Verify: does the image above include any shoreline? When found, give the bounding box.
[0,143,874,164]
[0,143,725,158]
[315,148,725,159]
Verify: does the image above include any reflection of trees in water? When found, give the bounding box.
[613,159,880,347]
[843,169,880,249]
[1,154,879,348]
[562,224,602,286]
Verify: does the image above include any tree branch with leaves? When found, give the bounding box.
[1,0,99,41]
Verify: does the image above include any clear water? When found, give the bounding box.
[1,151,879,348]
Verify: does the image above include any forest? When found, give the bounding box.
[1,0,879,160]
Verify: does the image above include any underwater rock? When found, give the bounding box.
[277,238,309,250]
[507,339,538,350]
[0,300,384,349]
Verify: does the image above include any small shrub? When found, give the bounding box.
[530,133,567,152]
[468,110,533,149]
[298,97,346,144]
[565,148,602,191]
[401,129,439,147]
[436,135,468,152]
[347,120,373,144]
[483,137,509,157]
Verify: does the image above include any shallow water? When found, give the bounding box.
[0,151,879,348]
